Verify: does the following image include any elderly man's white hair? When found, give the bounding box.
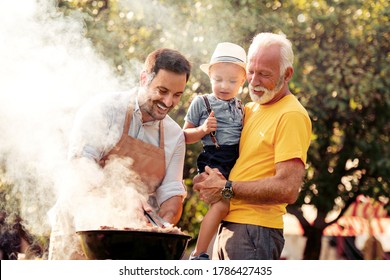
[248,32,294,74]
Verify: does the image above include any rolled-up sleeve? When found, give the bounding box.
[67,92,126,162]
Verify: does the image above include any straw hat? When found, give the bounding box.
[200,42,247,75]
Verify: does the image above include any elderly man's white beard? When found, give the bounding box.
[249,76,284,104]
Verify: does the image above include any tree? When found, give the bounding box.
[284,0,390,259]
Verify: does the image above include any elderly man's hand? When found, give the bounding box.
[193,166,226,204]
[193,170,208,186]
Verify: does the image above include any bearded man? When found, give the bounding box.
[193,32,312,260]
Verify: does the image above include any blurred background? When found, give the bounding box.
[0,0,389,260]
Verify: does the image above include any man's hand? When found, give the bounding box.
[135,194,153,225]
[193,166,226,204]
[159,196,183,225]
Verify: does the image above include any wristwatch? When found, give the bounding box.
[221,180,234,199]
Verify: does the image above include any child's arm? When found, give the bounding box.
[183,111,217,144]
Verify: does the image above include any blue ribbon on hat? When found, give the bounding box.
[211,56,245,63]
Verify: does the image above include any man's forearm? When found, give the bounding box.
[232,159,305,205]
[158,195,183,225]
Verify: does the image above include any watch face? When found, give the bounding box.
[221,188,233,199]
[222,180,233,199]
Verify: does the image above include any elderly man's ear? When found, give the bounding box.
[284,67,294,82]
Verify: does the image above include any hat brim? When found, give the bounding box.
[200,62,247,75]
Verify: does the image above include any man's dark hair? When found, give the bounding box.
[144,48,192,82]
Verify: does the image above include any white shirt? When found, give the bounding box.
[68,89,187,206]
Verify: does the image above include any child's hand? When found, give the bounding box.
[201,111,217,134]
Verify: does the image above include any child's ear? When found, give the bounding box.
[241,74,247,86]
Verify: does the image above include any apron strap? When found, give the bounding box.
[159,121,164,149]
[122,104,133,135]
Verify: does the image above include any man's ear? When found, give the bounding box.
[284,66,294,82]
[140,70,148,86]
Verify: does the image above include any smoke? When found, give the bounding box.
[65,157,148,231]
[0,0,137,237]
[0,0,239,258]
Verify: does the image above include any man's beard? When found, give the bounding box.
[249,75,284,104]
[138,87,172,121]
[140,99,171,121]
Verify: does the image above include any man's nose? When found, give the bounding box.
[162,94,173,107]
[248,73,260,86]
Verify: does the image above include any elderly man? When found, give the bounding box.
[193,32,312,260]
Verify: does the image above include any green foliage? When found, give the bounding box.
[0,169,49,259]
[0,174,21,223]
[288,0,390,213]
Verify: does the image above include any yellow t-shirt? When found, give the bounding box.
[226,94,312,228]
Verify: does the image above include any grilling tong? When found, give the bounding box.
[144,210,172,228]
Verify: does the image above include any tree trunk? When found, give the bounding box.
[287,205,331,260]
[302,226,323,259]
